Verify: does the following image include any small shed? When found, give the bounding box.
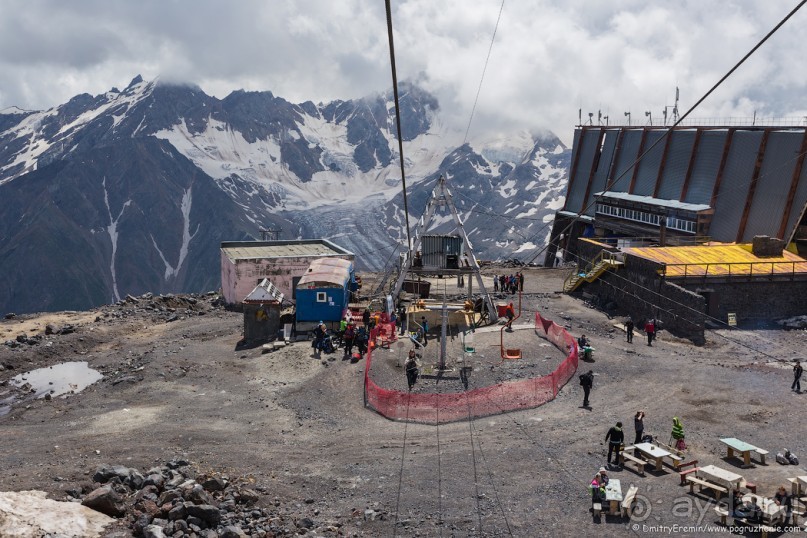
[243,279,284,342]
[295,258,354,323]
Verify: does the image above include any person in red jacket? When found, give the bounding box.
[644,319,656,346]
[505,302,515,330]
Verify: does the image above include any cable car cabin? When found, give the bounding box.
[295,258,355,323]
[416,235,465,270]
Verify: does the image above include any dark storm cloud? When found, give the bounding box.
[1,0,806,145]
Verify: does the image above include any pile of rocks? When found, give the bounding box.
[79,460,302,537]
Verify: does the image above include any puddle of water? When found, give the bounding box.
[11,361,103,399]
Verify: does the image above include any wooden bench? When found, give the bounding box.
[621,485,639,518]
[754,448,769,465]
[686,476,727,498]
[678,460,699,485]
[592,502,602,517]
[657,440,684,457]
[666,453,683,469]
[620,452,646,476]
[733,518,773,538]
[714,505,729,525]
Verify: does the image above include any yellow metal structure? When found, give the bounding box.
[563,251,624,292]
[624,244,807,278]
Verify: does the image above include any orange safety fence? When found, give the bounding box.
[363,312,579,424]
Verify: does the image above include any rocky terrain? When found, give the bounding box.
[2,268,807,537]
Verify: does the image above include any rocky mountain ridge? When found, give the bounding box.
[0,76,570,313]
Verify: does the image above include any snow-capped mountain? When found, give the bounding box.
[0,76,569,313]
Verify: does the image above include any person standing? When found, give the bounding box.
[342,323,355,359]
[518,271,524,292]
[644,319,655,346]
[634,411,645,444]
[505,302,515,330]
[625,318,634,344]
[671,417,686,451]
[579,369,594,408]
[421,316,429,345]
[493,274,499,292]
[362,308,371,328]
[405,349,419,391]
[793,360,803,392]
[398,307,407,336]
[605,422,625,466]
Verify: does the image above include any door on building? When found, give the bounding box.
[292,276,302,300]
[699,290,719,318]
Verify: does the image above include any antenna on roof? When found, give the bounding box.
[672,86,680,124]
[624,111,631,126]
[260,229,282,241]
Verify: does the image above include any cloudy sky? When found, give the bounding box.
[1,0,806,145]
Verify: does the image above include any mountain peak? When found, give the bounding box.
[127,75,144,88]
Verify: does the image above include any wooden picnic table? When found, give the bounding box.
[720,437,765,467]
[634,442,670,472]
[741,493,786,524]
[697,464,745,491]
[604,478,623,515]
[790,475,807,496]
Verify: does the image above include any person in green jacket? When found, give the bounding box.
[671,417,686,451]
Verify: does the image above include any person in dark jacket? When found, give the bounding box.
[625,318,634,343]
[405,349,419,390]
[634,411,645,444]
[398,307,407,336]
[342,323,355,358]
[579,370,593,408]
[420,316,429,345]
[362,308,371,327]
[793,360,803,392]
[605,422,625,466]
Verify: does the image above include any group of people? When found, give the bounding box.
[600,413,687,469]
[729,485,794,523]
[313,317,373,359]
[492,273,523,294]
[621,316,657,346]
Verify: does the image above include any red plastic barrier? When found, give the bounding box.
[363,313,579,424]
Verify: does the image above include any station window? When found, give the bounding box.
[316,292,327,302]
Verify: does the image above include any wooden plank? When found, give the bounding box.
[778,130,807,239]
[679,129,703,202]
[652,128,675,198]
[709,129,735,210]
[736,128,771,242]
[563,128,587,211]
[580,129,607,212]
[605,129,626,190]
[628,128,649,194]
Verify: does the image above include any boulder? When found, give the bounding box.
[142,525,166,538]
[220,525,249,538]
[200,475,227,491]
[92,464,132,484]
[184,502,221,525]
[81,485,126,517]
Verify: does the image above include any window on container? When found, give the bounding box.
[316,292,327,302]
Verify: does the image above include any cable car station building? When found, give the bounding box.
[547,125,807,340]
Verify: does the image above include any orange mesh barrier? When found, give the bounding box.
[364,313,579,424]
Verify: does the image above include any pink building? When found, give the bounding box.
[220,239,355,306]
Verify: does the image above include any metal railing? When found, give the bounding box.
[660,261,807,279]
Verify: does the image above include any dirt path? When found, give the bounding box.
[1,271,806,536]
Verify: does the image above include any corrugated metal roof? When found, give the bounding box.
[243,278,284,303]
[624,244,807,276]
[594,192,710,212]
[297,258,352,287]
[221,240,352,261]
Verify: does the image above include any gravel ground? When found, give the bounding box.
[1,268,807,537]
